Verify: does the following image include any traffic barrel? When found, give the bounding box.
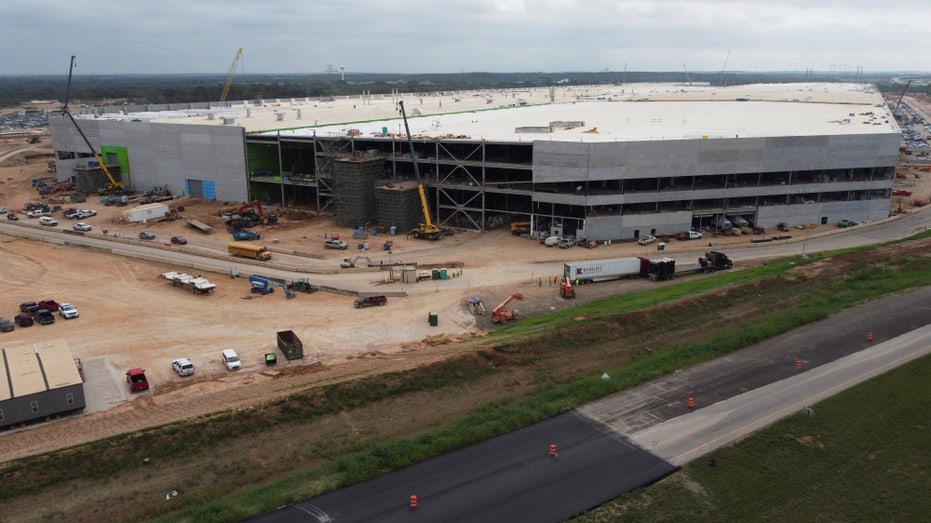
[867,331,874,341]
[795,359,802,370]
[688,397,695,409]
[549,444,557,458]
[409,495,418,510]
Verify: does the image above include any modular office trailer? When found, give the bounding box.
[0,340,86,429]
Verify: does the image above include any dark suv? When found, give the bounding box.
[34,309,56,325]
[353,295,387,308]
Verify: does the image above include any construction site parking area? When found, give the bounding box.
[2,132,931,461]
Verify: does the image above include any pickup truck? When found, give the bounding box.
[324,239,349,250]
[171,358,195,377]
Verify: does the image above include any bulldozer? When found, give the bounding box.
[491,293,524,324]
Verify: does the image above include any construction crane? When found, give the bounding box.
[61,55,123,192]
[397,100,443,240]
[719,50,731,87]
[491,293,524,324]
[892,80,912,119]
[219,48,243,102]
[248,275,295,299]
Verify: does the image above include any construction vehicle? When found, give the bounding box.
[491,293,524,324]
[510,221,531,235]
[559,276,575,299]
[219,48,243,102]
[248,275,296,299]
[61,56,124,192]
[398,100,443,240]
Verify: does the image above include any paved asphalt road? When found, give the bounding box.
[629,322,931,464]
[247,411,677,523]
[251,287,931,522]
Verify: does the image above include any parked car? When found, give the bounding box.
[221,349,242,371]
[557,238,577,249]
[232,230,261,241]
[354,295,388,308]
[75,209,97,218]
[0,207,7,214]
[38,299,60,312]
[38,216,58,226]
[6,212,19,221]
[26,209,50,218]
[170,236,188,245]
[836,219,857,228]
[893,190,912,196]
[59,302,79,319]
[72,222,92,232]
[638,234,657,245]
[172,358,195,377]
[125,368,149,392]
[64,208,81,219]
[20,301,39,313]
[14,312,34,327]
[324,239,349,249]
[34,309,55,325]
[139,231,156,240]
[0,319,14,332]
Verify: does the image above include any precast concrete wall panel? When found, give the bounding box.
[532,142,590,182]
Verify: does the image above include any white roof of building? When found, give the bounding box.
[85,82,899,143]
[0,340,82,400]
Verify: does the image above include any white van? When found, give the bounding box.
[38,216,58,226]
[221,349,241,370]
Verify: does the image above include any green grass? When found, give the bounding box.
[575,352,931,522]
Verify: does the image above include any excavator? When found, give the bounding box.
[248,275,296,299]
[397,100,443,240]
[491,293,524,324]
[61,56,124,193]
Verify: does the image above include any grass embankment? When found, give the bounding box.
[574,352,931,522]
[3,234,931,521]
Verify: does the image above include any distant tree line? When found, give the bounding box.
[0,71,925,109]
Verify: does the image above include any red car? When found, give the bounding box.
[170,236,188,245]
[126,368,149,392]
[893,190,912,196]
[38,299,60,312]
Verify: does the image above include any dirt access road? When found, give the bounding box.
[2,134,930,462]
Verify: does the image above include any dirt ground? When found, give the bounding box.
[2,104,931,464]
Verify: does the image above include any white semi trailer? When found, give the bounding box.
[564,257,646,284]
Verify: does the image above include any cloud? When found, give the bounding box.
[1,0,927,74]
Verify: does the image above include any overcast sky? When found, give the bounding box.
[2,0,928,76]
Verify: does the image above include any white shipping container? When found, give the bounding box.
[122,203,169,223]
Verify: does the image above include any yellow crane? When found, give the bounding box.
[398,100,443,240]
[219,48,243,102]
[62,55,123,192]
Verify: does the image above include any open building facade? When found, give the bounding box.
[49,82,901,241]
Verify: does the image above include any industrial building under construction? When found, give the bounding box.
[49,82,901,241]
